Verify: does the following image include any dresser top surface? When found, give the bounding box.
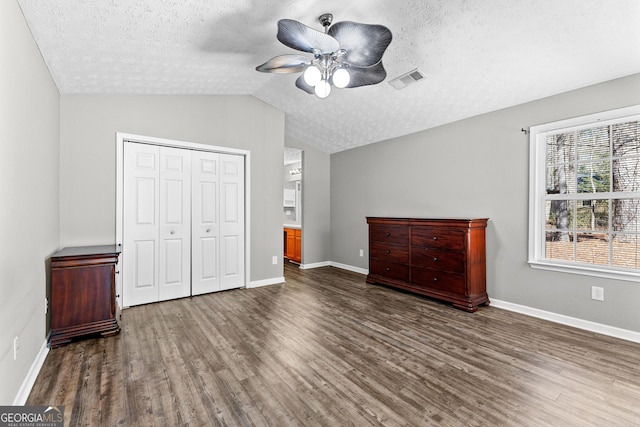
[367,217,488,226]
[52,245,121,259]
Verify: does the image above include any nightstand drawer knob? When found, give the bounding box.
[433,257,438,262]
[386,267,390,271]
[433,236,438,241]
[433,277,438,282]
[385,250,390,254]
[386,232,391,237]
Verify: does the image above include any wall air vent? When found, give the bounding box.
[388,68,425,90]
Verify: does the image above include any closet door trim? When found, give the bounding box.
[116,132,251,309]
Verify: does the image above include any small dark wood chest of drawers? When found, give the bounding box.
[49,245,121,348]
[366,217,489,312]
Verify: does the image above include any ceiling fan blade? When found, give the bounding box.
[328,21,392,67]
[345,62,388,88]
[256,54,311,73]
[295,75,315,94]
[277,19,340,54]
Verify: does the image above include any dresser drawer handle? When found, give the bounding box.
[433,277,438,282]
[386,267,390,271]
[385,250,390,254]
[433,257,438,262]
[433,236,437,241]
[386,232,391,237]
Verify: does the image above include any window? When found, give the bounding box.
[529,105,640,281]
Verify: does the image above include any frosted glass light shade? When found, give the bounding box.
[303,65,321,86]
[314,80,331,98]
[332,68,350,88]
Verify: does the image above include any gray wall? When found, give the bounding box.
[0,0,60,404]
[59,95,285,283]
[331,73,640,332]
[285,135,331,266]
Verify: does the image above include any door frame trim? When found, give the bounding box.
[115,132,251,308]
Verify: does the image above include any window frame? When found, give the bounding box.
[528,104,640,282]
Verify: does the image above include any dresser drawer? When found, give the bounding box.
[411,247,464,273]
[370,259,410,282]
[411,267,466,295]
[370,241,409,263]
[411,227,465,251]
[370,225,409,245]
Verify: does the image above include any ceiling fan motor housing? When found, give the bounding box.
[319,13,333,29]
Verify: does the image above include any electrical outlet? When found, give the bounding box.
[13,336,19,360]
[272,256,278,265]
[359,249,364,257]
[591,286,604,301]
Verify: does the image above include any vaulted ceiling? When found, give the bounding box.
[18,0,640,153]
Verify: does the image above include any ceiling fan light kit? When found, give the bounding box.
[256,13,392,98]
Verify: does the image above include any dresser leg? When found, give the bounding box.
[452,302,478,312]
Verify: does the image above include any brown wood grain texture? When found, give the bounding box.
[49,246,120,348]
[28,264,640,426]
[367,217,489,312]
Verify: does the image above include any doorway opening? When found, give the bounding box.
[283,148,302,265]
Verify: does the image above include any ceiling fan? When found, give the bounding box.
[256,13,392,98]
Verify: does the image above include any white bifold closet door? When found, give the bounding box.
[123,143,192,306]
[123,142,244,307]
[191,151,245,294]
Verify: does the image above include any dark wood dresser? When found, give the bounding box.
[366,217,489,312]
[49,245,120,348]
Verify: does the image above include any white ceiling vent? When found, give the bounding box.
[388,68,425,90]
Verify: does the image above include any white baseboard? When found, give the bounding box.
[247,276,284,289]
[329,262,369,275]
[491,299,640,344]
[299,261,330,269]
[13,339,49,405]
[297,261,368,275]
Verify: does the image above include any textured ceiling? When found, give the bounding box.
[18,0,640,153]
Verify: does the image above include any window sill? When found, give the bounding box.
[528,259,640,283]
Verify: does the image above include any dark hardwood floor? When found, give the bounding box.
[28,263,640,426]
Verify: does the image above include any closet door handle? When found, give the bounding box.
[170,230,175,235]
[206,228,211,233]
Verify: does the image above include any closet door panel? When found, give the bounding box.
[123,143,160,307]
[200,236,218,280]
[158,147,192,301]
[220,154,245,290]
[192,151,221,295]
